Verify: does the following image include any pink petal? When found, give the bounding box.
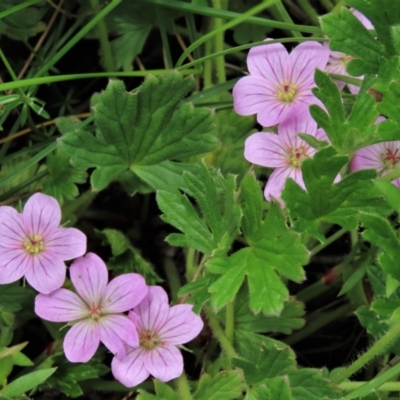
[25,252,66,294]
[0,248,30,284]
[264,167,305,202]
[247,41,290,84]
[144,345,183,382]
[290,41,329,89]
[278,112,317,142]
[393,178,400,188]
[133,286,169,334]
[316,128,329,142]
[351,9,373,30]
[69,253,108,306]
[45,227,86,260]
[35,289,87,322]
[257,98,291,127]
[158,304,203,345]
[111,348,149,388]
[350,143,386,172]
[244,132,288,168]
[23,193,61,238]
[0,209,26,248]
[101,273,148,313]
[98,315,139,359]
[63,320,100,363]
[233,76,273,117]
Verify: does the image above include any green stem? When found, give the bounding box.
[0,69,201,92]
[143,0,322,34]
[274,0,302,37]
[164,258,181,302]
[296,264,343,303]
[203,21,214,89]
[225,301,234,344]
[176,0,277,67]
[80,379,153,392]
[0,48,25,97]
[205,305,237,360]
[89,0,114,72]
[174,372,193,400]
[340,378,400,394]
[320,0,335,11]
[379,167,400,182]
[285,303,353,346]
[0,0,42,19]
[310,228,348,257]
[185,248,197,281]
[341,362,400,399]
[297,0,320,25]
[332,322,400,384]
[33,0,122,78]
[211,0,226,84]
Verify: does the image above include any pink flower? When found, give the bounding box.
[325,9,373,94]
[233,40,329,127]
[0,193,86,294]
[35,252,148,363]
[244,113,334,203]
[111,286,203,387]
[350,141,400,187]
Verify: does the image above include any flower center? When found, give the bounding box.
[139,329,162,350]
[277,81,298,103]
[24,234,44,255]
[383,148,400,168]
[287,146,309,168]
[88,302,102,320]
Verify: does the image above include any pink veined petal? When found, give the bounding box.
[69,253,108,306]
[0,248,31,284]
[350,143,386,172]
[98,315,139,359]
[257,98,291,127]
[247,41,290,84]
[111,348,149,388]
[35,289,87,322]
[348,82,362,94]
[45,227,87,260]
[316,128,329,143]
[392,178,400,188]
[278,112,318,143]
[133,286,169,334]
[0,210,27,248]
[101,273,148,313]
[158,304,204,345]
[144,345,183,382]
[22,193,61,238]
[264,166,305,202]
[63,320,100,363]
[233,76,274,117]
[244,132,288,168]
[290,41,329,89]
[25,252,66,294]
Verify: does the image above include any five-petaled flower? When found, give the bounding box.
[233,40,329,127]
[0,193,86,294]
[111,286,204,387]
[350,141,400,187]
[244,113,335,203]
[35,252,148,362]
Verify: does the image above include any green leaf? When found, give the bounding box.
[194,371,243,400]
[0,356,13,384]
[154,380,179,400]
[347,0,400,55]
[321,8,386,74]
[60,73,217,191]
[2,368,57,397]
[0,284,31,313]
[157,162,241,256]
[97,228,161,284]
[373,178,400,213]
[233,343,296,386]
[392,24,400,54]
[43,150,87,205]
[209,202,308,315]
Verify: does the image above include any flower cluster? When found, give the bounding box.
[0,193,203,387]
[233,39,333,203]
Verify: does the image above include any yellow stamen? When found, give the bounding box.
[277,81,298,103]
[139,329,162,350]
[24,234,44,255]
[287,146,309,167]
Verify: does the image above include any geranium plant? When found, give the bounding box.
[0,1,400,399]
